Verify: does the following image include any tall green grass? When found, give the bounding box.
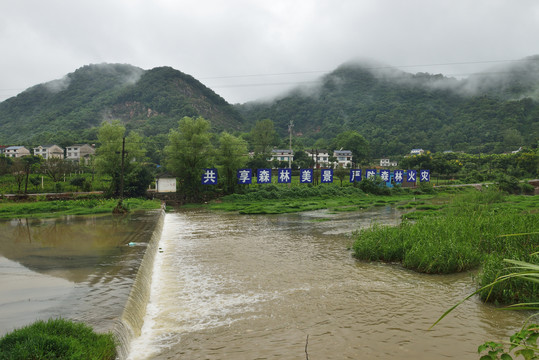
[209,184,434,214]
[352,189,539,304]
[0,318,116,360]
[0,198,161,219]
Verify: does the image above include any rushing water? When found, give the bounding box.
[0,211,162,338]
[128,207,527,359]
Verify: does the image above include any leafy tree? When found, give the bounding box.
[165,116,214,198]
[41,157,69,188]
[95,120,149,197]
[217,132,248,194]
[0,155,12,175]
[30,176,41,191]
[292,150,312,169]
[11,159,26,193]
[21,156,42,194]
[246,154,270,170]
[70,176,86,192]
[250,119,279,155]
[332,131,370,165]
[335,166,348,186]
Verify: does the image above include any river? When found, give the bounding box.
[0,211,161,337]
[128,207,527,359]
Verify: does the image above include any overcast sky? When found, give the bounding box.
[1,0,538,104]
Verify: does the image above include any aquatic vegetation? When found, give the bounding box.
[352,189,539,304]
[0,318,116,360]
[208,183,434,214]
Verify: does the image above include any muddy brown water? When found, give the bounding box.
[0,207,527,359]
[0,211,161,337]
[127,208,527,359]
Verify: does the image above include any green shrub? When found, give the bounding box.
[520,182,535,195]
[496,175,520,194]
[0,318,116,360]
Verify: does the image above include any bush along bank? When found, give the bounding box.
[352,189,539,305]
[0,318,116,360]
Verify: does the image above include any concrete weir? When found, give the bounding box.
[114,205,165,360]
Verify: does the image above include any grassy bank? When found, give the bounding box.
[352,189,539,304]
[0,197,161,219]
[207,183,446,214]
[0,318,116,360]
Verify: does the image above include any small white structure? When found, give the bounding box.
[156,174,177,193]
[380,158,398,167]
[410,148,425,155]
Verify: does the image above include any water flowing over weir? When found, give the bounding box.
[127,207,528,359]
[114,207,165,360]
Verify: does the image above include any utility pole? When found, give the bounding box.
[288,120,293,169]
[119,136,126,203]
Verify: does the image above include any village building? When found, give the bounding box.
[333,149,353,168]
[269,149,294,163]
[33,145,64,159]
[305,150,330,168]
[379,158,398,167]
[66,144,95,163]
[4,146,31,158]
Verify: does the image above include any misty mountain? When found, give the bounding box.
[1,58,538,157]
[237,56,539,155]
[0,64,245,144]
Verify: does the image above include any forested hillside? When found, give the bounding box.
[237,57,539,156]
[0,64,245,145]
[1,58,538,158]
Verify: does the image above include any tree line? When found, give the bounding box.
[1,116,537,199]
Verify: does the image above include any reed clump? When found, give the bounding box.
[352,189,539,304]
[0,318,116,360]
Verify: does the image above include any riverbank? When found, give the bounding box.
[0,197,161,219]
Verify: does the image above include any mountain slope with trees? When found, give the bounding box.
[237,56,539,156]
[0,63,245,146]
[1,58,538,159]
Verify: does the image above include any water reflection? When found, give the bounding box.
[0,211,161,336]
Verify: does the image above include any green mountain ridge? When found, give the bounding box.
[0,63,245,145]
[1,58,538,157]
[238,56,539,155]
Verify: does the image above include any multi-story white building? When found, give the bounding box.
[33,145,64,159]
[66,144,95,163]
[269,149,294,163]
[4,146,30,158]
[305,150,330,168]
[333,150,353,168]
